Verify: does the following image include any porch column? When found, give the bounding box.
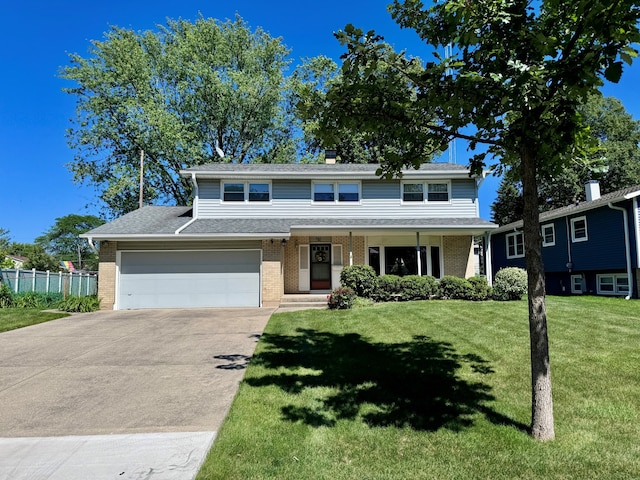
[416,232,422,276]
[349,231,354,266]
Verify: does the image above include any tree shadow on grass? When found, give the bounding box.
[246,329,528,433]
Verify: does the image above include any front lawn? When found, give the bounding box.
[0,308,69,333]
[197,296,640,480]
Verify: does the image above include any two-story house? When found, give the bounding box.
[82,162,497,310]
[490,181,640,298]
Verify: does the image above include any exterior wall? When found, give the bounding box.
[442,236,475,278]
[261,240,283,307]
[196,178,479,219]
[97,240,117,310]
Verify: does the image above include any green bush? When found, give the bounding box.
[340,265,378,298]
[399,275,437,300]
[467,276,492,301]
[373,275,402,302]
[493,267,528,301]
[0,284,13,308]
[438,276,474,300]
[12,292,63,309]
[327,288,357,310]
[57,295,101,313]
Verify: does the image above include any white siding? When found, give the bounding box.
[196,179,478,219]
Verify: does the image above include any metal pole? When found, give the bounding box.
[416,232,422,276]
[139,149,145,209]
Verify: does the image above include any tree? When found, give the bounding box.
[492,95,640,223]
[0,229,13,268]
[7,244,58,272]
[35,214,105,271]
[317,1,640,440]
[62,15,319,217]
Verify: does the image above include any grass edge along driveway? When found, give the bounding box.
[197,296,640,480]
[0,309,69,333]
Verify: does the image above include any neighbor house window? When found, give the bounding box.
[597,274,629,295]
[542,223,555,247]
[427,183,449,202]
[506,231,524,259]
[223,182,270,202]
[402,183,424,202]
[571,274,584,294]
[571,216,588,242]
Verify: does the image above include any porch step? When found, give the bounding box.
[277,294,328,311]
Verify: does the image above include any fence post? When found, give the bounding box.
[14,268,20,293]
[31,268,36,293]
[58,271,62,294]
[78,273,82,296]
[46,270,50,294]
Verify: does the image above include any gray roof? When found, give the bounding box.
[493,184,640,233]
[82,206,496,239]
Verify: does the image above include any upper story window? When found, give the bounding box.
[313,182,360,203]
[222,182,271,202]
[506,231,524,259]
[402,181,450,202]
[541,223,555,247]
[571,216,588,243]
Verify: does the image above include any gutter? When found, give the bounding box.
[608,202,632,300]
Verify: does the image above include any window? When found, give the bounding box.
[427,183,449,202]
[313,182,360,202]
[571,216,588,242]
[597,274,629,295]
[368,247,381,275]
[542,224,555,247]
[571,275,584,294]
[223,182,270,202]
[402,183,424,202]
[384,246,427,277]
[338,183,359,202]
[506,232,524,259]
[223,183,244,202]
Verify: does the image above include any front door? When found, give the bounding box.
[310,244,331,290]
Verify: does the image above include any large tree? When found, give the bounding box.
[492,95,640,224]
[62,15,319,217]
[316,1,640,440]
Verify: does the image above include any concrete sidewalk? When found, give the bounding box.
[0,308,273,479]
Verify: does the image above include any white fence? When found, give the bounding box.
[0,269,98,297]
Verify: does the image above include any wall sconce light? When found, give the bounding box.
[281,239,287,246]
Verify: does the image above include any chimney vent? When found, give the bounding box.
[585,180,601,202]
[325,149,337,164]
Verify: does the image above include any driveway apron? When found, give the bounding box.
[0,307,273,480]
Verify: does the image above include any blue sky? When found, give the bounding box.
[1,1,639,243]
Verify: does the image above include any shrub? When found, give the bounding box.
[467,276,492,301]
[493,267,528,301]
[0,283,13,308]
[327,288,357,310]
[438,276,474,300]
[340,265,378,298]
[11,292,62,309]
[57,295,101,313]
[399,275,437,300]
[373,275,402,302]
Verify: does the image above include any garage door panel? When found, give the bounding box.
[118,251,260,309]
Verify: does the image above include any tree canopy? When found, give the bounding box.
[62,15,323,217]
[315,0,640,440]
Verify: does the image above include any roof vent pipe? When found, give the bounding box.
[585,180,601,202]
[325,149,337,165]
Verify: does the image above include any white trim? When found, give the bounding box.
[634,198,640,269]
[541,223,556,247]
[570,216,588,243]
[596,273,630,296]
[311,180,362,204]
[506,231,525,259]
[401,180,451,204]
[570,274,584,294]
[298,244,310,291]
[220,180,272,203]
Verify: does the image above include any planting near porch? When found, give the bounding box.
[197,296,640,479]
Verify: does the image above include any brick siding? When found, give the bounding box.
[97,240,117,310]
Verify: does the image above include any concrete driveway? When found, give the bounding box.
[0,307,274,479]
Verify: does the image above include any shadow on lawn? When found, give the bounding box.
[246,328,527,433]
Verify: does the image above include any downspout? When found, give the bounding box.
[608,202,632,300]
[86,237,99,255]
[485,231,493,286]
[175,173,199,234]
[565,217,573,270]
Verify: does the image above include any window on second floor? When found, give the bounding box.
[571,216,588,243]
[223,182,271,202]
[506,231,524,259]
[402,181,450,202]
[402,183,424,202]
[541,223,555,247]
[427,182,449,202]
[313,182,360,202]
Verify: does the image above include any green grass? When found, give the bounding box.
[197,296,640,480]
[0,308,69,333]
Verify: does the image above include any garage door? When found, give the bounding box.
[118,250,261,309]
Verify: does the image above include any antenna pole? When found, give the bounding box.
[139,149,144,209]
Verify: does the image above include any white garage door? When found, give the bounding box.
[118,250,261,309]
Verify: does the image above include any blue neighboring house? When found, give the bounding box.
[489,181,640,299]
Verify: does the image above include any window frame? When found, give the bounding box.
[401,182,424,202]
[571,274,584,294]
[570,216,588,243]
[312,181,361,203]
[401,181,450,203]
[597,274,629,295]
[541,223,556,247]
[221,181,272,203]
[427,182,450,202]
[506,231,525,259]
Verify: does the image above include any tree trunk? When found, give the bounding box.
[521,147,555,441]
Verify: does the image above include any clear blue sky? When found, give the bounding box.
[1,1,639,244]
